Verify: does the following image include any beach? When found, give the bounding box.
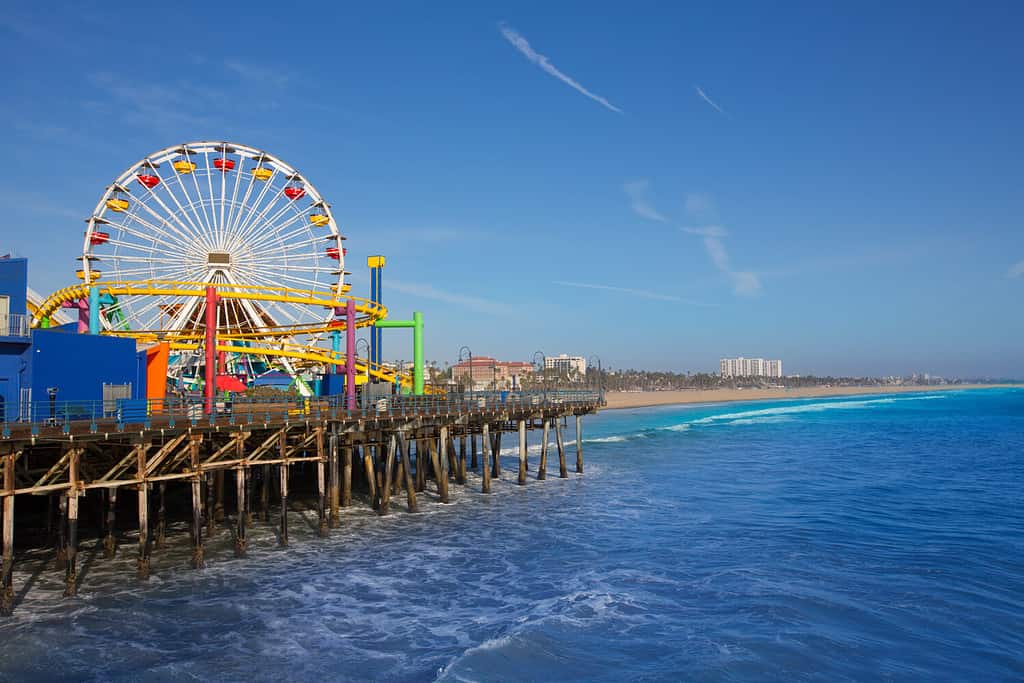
[602,384,1012,410]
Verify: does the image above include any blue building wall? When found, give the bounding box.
[31,329,141,406]
[0,258,31,421]
[0,258,28,316]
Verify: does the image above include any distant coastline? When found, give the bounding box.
[602,384,1018,411]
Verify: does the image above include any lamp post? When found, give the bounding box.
[532,350,545,400]
[458,346,472,399]
[356,338,370,384]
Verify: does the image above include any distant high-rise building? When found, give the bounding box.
[544,354,587,378]
[720,356,783,378]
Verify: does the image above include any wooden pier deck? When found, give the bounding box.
[0,390,602,614]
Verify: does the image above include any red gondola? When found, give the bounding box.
[214,158,236,172]
[326,246,341,259]
[137,173,160,189]
[284,185,305,200]
[89,231,110,245]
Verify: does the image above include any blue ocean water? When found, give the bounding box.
[2,389,1022,681]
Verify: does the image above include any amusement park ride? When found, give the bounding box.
[28,141,428,403]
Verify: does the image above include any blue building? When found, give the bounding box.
[0,258,144,422]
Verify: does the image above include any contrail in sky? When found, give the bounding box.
[499,22,622,114]
[694,85,727,116]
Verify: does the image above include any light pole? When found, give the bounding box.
[532,350,545,400]
[356,338,370,382]
[458,346,473,399]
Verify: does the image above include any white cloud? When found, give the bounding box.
[624,180,667,222]
[499,23,622,114]
[1009,260,1024,278]
[684,192,714,216]
[553,280,709,304]
[682,226,761,296]
[389,279,512,315]
[694,85,727,116]
[682,225,728,238]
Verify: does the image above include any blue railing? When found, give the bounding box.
[1,390,603,438]
[0,313,29,338]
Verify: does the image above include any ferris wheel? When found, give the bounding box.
[81,141,346,335]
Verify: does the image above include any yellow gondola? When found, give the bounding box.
[252,166,273,181]
[310,213,330,227]
[172,159,197,174]
[106,197,129,212]
[76,270,101,280]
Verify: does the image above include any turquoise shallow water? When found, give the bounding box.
[1,388,1022,681]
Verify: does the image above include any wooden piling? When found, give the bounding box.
[575,414,584,474]
[189,435,204,569]
[380,435,395,515]
[56,495,67,570]
[316,428,328,538]
[481,423,491,494]
[517,420,527,486]
[103,486,117,558]
[214,469,225,523]
[398,433,418,512]
[415,439,426,493]
[458,435,467,484]
[205,471,216,535]
[64,448,80,596]
[328,429,340,527]
[260,464,271,523]
[433,429,449,503]
[155,482,167,550]
[470,433,478,470]
[556,419,568,478]
[279,429,289,546]
[342,441,353,508]
[491,429,502,478]
[235,466,247,556]
[2,451,15,615]
[538,419,549,480]
[363,444,377,509]
[136,443,150,580]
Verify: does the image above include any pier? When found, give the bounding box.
[0,390,600,614]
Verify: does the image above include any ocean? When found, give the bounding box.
[1,388,1022,681]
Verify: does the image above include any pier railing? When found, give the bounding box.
[1,390,603,439]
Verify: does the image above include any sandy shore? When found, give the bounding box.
[602,384,1015,410]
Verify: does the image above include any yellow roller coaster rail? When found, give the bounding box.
[31,280,440,393]
[31,280,384,330]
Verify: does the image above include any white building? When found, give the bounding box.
[544,354,587,378]
[720,357,783,379]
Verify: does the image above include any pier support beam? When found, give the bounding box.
[517,420,527,486]
[491,428,502,479]
[103,487,117,558]
[316,429,328,538]
[235,466,247,557]
[136,443,150,580]
[435,428,450,503]
[575,415,584,474]
[260,464,271,523]
[538,419,549,480]
[214,470,225,523]
[190,436,204,569]
[328,429,340,528]
[64,449,80,596]
[380,436,395,515]
[2,451,16,615]
[460,435,468,483]
[205,471,215,535]
[155,482,166,550]
[481,423,491,494]
[342,441,353,508]
[363,445,377,510]
[398,433,418,513]
[556,419,568,478]
[470,434,478,470]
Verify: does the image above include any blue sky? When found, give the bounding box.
[1,2,1022,377]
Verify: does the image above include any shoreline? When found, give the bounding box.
[601,384,1017,411]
